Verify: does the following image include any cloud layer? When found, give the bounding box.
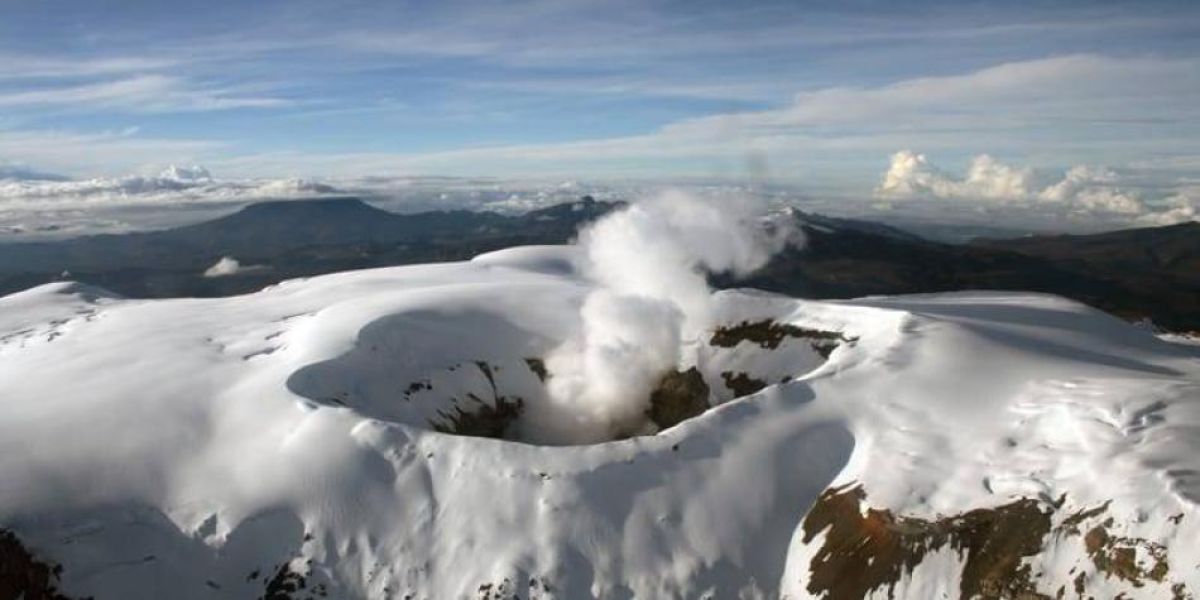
[1,48,1198,185]
[875,150,1195,225]
[0,154,1193,243]
[0,165,334,205]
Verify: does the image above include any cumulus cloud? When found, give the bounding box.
[1037,165,1113,203]
[875,150,1151,216]
[878,151,1034,200]
[1033,165,1143,214]
[1138,192,1200,226]
[158,165,213,182]
[1068,187,1146,215]
[962,155,1036,200]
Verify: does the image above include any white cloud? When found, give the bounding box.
[874,150,1156,217]
[0,165,340,204]
[878,151,1034,200]
[158,165,213,183]
[962,155,1036,200]
[1037,165,1117,203]
[0,55,177,80]
[0,50,1194,236]
[193,54,1199,184]
[0,128,222,176]
[1139,192,1200,226]
[0,75,289,113]
[1068,187,1146,215]
[631,54,1200,154]
[1,54,1197,185]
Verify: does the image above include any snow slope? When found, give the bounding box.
[1,245,1198,598]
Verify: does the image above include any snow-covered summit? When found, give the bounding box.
[0,242,1198,598]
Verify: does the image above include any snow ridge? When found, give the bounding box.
[0,249,1197,598]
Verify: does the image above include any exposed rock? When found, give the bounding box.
[802,485,1192,600]
[1079,516,1170,588]
[402,379,432,399]
[260,559,315,600]
[524,357,548,382]
[802,483,1053,600]
[720,371,767,397]
[710,319,855,357]
[0,529,83,600]
[426,361,525,440]
[646,367,710,430]
[432,395,524,439]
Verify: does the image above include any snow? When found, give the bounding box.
[0,248,1198,598]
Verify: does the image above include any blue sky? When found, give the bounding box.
[0,0,1198,192]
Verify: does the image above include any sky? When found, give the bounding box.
[0,0,1199,234]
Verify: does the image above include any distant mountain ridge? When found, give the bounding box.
[0,197,1196,331]
[167,197,509,252]
[0,196,620,296]
[972,221,1200,274]
[742,216,1199,331]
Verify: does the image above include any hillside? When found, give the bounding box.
[0,199,1196,331]
[740,212,1200,331]
[1,244,1198,598]
[0,196,619,298]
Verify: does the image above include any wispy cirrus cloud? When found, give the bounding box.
[0,128,223,176]
[0,55,178,80]
[186,54,1197,181]
[3,52,1197,183]
[0,75,291,114]
[0,0,1195,211]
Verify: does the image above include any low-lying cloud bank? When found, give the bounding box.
[0,154,1195,241]
[0,165,638,238]
[0,164,337,205]
[0,165,350,238]
[0,164,612,215]
[876,150,1198,226]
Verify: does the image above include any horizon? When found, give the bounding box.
[0,0,1198,234]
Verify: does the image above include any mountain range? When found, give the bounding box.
[0,197,1196,331]
[2,243,1197,599]
[1,197,1199,598]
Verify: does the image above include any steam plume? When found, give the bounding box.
[526,190,796,444]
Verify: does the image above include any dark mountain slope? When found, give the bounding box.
[972,222,1200,282]
[738,215,1199,331]
[166,198,510,254]
[1,199,1195,331]
[0,198,515,274]
[0,196,620,298]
